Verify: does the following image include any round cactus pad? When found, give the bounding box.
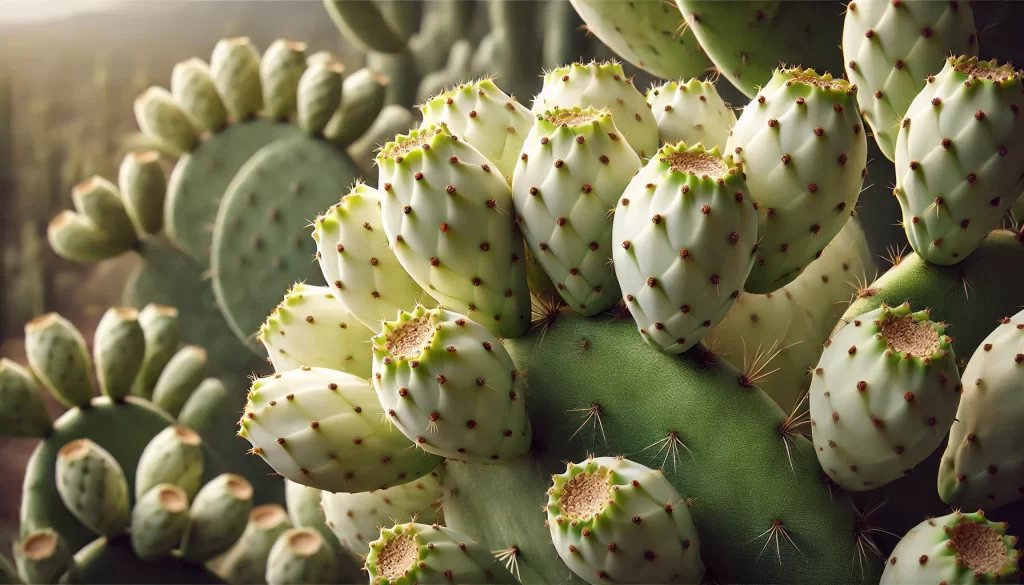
[211,135,362,351]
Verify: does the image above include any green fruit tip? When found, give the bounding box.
[874,303,953,361]
[372,305,437,363]
[537,105,610,129]
[376,124,452,165]
[368,525,419,580]
[948,55,1022,83]
[656,142,741,181]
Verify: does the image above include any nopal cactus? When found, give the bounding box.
[726,67,868,294]
[894,56,1024,265]
[611,142,757,354]
[842,0,979,161]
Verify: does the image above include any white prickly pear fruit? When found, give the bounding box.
[647,78,736,151]
[843,0,978,161]
[512,106,641,315]
[419,78,534,179]
[372,306,531,463]
[313,182,435,333]
[726,67,868,294]
[880,510,1020,584]
[546,456,704,585]
[321,464,445,557]
[259,283,374,377]
[375,124,531,338]
[365,522,518,584]
[238,367,442,493]
[894,56,1024,265]
[533,61,659,159]
[938,308,1024,510]
[810,303,961,491]
[612,142,757,354]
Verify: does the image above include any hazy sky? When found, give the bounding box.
[0,0,131,24]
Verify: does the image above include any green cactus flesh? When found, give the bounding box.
[568,0,712,81]
[611,142,757,354]
[18,397,196,550]
[842,0,979,162]
[371,306,532,463]
[513,107,640,316]
[72,535,225,584]
[446,310,876,584]
[210,134,362,351]
[677,0,847,98]
[894,57,1024,266]
[939,308,1024,511]
[726,68,868,294]
[880,511,1020,585]
[165,119,300,264]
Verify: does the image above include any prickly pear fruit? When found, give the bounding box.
[130,484,190,561]
[238,367,442,493]
[215,504,293,585]
[25,313,93,409]
[134,86,200,153]
[177,378,228,434]
[512,107,641,315]
[313,182,435,333]
[533,61,659,159]
[419,78,533,179]
[15,529,75,585]
[365,522,517,585]
[647,79,736,151]
[612,142,757,354]
[265,528,340,585]
[322,464,445,557]
[117,150,166,236]
[151,345,207,417]
[375,124,530,338]
[0,358,52,438]
[938,308,1024,510]
[372,306,531,463]
[894,56,1024,265]
[132,303,180,399]
[259,283,374,377]
[297,54,344,136]
[546,456,704,585]
[810,303,961,490]
[135,425,205,500]
[210,37,262,122]
[179,473,254,563]
[70,176,138,251]
[92,307,145,402]
[46,211,130,262]
[842,0,978,161]
[170,57,228,132]
[259,39,307,121]
[880,510,1020,584]
[726,67,868,294]
[55,439,131,537]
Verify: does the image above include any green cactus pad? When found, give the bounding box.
[213,504,292,585]
[322,464,445,557]
[129,484,190,561]
[894,57,1024,265]
[547,456,704,584]
[73,535,225,584]
[323,0,407,54]
[92,306,145,402]
[569,0,712,80]
[513,107,641,315]
[810,303,961,491]
[179,474,254,563]
[365,522,518,585]
[258,283,374,377]
[265,528,341,585]
[880,511,1020,584]
[24,313,94,409]
[238,367,442,494]
[324,68,389,147]
[165,119,301,264]
[210,134,362,350]
[471,310,876,584]
[677,0,847,98]
[843,0,978,161]
[0,358,52,438]
[533,61,659,159]
[371,306,532,463]
[612,142,758,354]
[939,308,1024,510]
[20,397,177,550]
[135,425,205,500]
[646,78,736,152]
